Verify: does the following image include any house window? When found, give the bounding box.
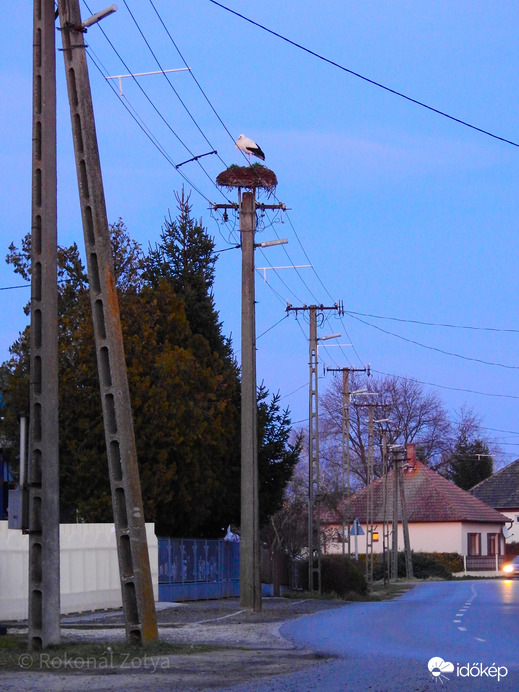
[467,533,481,556]
[487,533,499,556]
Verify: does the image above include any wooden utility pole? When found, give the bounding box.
[28,0,60,650]
[214,172,285,612]
[57,0,158,645]
[286,303,343,593]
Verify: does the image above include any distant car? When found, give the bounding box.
[502,556,519,578]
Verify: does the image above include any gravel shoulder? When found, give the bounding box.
[0,598,346,691]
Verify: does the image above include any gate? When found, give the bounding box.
[158,538,240,601]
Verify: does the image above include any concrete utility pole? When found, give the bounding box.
[365,402,375,586]
[378,423,391,584]
[326,366,368,556]
[400,450,414,580]
[286,303,343,593]
[389,447,413,581]
[57,0,158,645]
[391,447,400,580]
[28,0,60,650]
[214,180,285,612]
[239,190,261,611]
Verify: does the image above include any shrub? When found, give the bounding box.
[298,555,367,596]
[423,552,463,574]
[371,551,455,580]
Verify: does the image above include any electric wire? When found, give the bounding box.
[148,0,237,146]
[122,0,228,170]
[124,1,356,360]
[345,309,519,334]
[83,4,519,420]
[371,368,519,401]
[347,312,519,370]
[209,0,519,149]
[86,47,212,202]
[82,1,231,204]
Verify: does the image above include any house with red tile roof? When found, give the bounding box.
[322,444,508,561]
[470,458,519,544]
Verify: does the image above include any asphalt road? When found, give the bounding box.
[228,580,519,692]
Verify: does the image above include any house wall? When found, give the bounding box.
[325,521,504,557]
[498,510,519,543]
[0,521,158,621]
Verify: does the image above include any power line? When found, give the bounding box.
[122,0,227,170]
[372,368,519,401]
[0,283,30,291]
[209,0,519,148]
[348,312,519,370]
[82,1,230,204]
[345,309,519,334]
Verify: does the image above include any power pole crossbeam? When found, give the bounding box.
[57,0,158,645]
[28,0,60,650]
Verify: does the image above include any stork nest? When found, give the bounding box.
[216,164,277,192]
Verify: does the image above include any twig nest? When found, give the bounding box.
[216,164,277,192]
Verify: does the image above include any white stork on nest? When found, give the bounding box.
[235,134,265,163]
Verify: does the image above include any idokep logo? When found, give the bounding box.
[428,657,509,683]
[428,657,455,683]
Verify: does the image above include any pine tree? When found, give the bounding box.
[146,188,232,361]
[445,434,493,490]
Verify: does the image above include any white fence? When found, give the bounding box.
[0,521,158,621]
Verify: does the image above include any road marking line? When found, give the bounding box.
[453,620,461,623]
[458,627,467,631]
[475,637,486,642]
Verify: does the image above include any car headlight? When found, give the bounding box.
[503,564,514,573]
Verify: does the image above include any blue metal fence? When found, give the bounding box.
[158,537,240,601]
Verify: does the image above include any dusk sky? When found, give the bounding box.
[2,2,519,466]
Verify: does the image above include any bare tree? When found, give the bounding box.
[320,372,453,488]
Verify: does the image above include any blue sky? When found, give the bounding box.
[1,1,519,465]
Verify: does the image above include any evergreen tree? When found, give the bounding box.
[146,188,232,361]
[1,209,300,536]
[445,434,493,490]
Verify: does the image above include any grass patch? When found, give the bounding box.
[283,582,414,603]
[0,634,220,672]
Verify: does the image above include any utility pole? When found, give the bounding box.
[214,177,285,612]
[286,303,343,593]
[389,446,413,580]
[400,449,414,579]
[57,0,158,645]
[365,402,375,586]
[375,419,391,585]
[326,366,368,556]
[28,0,60,650]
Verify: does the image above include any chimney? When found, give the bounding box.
[405,443,417,471]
